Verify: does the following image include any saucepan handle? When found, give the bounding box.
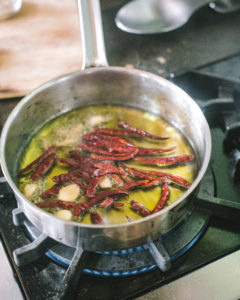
[77,0,109,69]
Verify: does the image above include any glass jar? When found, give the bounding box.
[0,0,22,21]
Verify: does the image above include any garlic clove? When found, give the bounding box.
[88,115,106,127]
[23,183,38,199]
[58,183,80,202]
[99,176,112,189]
[55,209,73,221]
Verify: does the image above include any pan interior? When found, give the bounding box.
[17,104,198,224]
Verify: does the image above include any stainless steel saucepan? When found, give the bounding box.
[0,0,211,251]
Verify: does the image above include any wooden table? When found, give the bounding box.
[0,0,82,99]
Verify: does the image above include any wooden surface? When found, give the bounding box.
[0,0,82,99]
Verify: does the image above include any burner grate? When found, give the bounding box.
[21,208,209,277]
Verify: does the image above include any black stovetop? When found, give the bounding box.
[1,2,240,300]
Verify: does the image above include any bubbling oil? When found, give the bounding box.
[18,105,198,224]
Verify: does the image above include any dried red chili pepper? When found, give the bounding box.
[118,120,169,140]
[92,161,123,177]
[78,142,118,156]
[68,151,101,175]
[52,169,91,184]
[82,132,132,146]
[119,180,151,192]
[130,200,150,217]
[93,150,137,158]
[151,183,170,214]
[137,146,175,155]
[69,151,98,166]
[118,165,134,183]
[69,169,91,183]
[52,174,70,183]
[141,180,161,189]
[30,153,56,181]
[92,128,161,140]
[90,153,132,161]
[135,168,191,187]
[86,176,105,198]
[69,150,88,161]
[112,202,124,207]
[119,163,167,182]
[58,155,97,176]
[57,157,82,168]
[99,196,125,209]
[83,133,137,155]
[37,200,75,210]
[81,132,102,141]
[91,147,138,161]
[79,141,136,156]
[18,146,56,176]
[90,212,104,224]
[87,139,134,154]
[94,128,149,138]
[40,183,62,199]
[120,164,191,187]
[74,190,128,216]
[99,197,114,208]
[51,173,87,191]
[134,154,194,166]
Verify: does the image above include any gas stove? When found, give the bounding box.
[1,2,240,300]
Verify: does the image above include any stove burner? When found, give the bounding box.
[21,208,209,277]
[10,165,214,280]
